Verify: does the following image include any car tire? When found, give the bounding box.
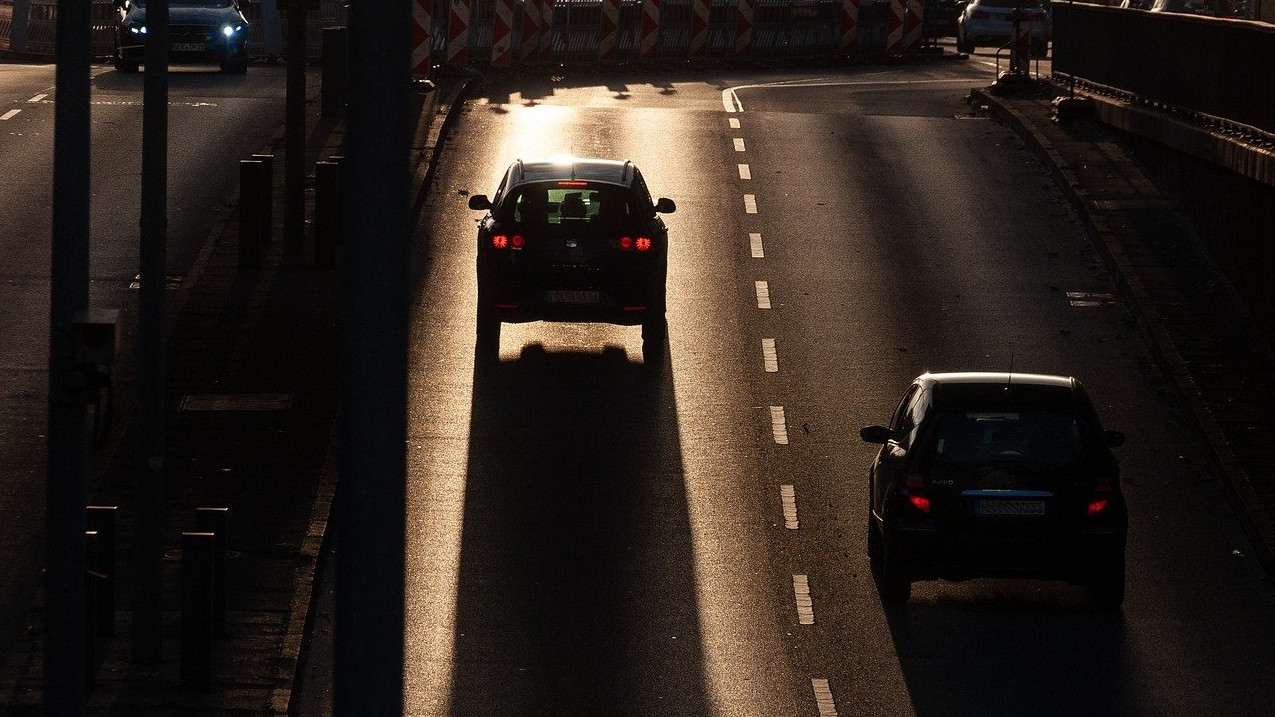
[957,33,974,54]
[476,308,500,365]
[878,528,912,605]
[114,56,139,73]
[867,508,883,570]
[1088,552,1126,612]
[641,315,667,369]
[221,57,249,74]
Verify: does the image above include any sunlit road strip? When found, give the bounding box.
[812,678,839,716]
[793,574,814,624]
[780,484,798,529]
[761,338,778,372]
[723,77,978,112]
[0,110,20,121]
[755,281,771,309]
[770,405,788,444]
[750,232,764,258]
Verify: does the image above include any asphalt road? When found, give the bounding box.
[0,60,291,681]
[398,63,1275,716]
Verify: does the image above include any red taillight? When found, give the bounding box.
[1086,498,1110,516]
[904,473,931,514]
[558,181,588,187]
[1087,477,1115,516]
[618,236,634,250]
[635,236,652,251]
[491,234,524,250]
[617,236,653,252]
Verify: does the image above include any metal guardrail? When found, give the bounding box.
[1052,3,1275,136]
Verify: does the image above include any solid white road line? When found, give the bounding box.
[812,678,839,716]
[780,484,798,529]
[738,164,751,180]
[762,338,778,373]
[0,110,20,121]
[793,574,814,625]
[749,232,764,258]
[744,194,757,213]
[770,405,788,444]
[755,281,771,309]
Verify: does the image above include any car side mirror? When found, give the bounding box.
[654,197,676,214]
[468,194,492,211]
[860,425,892,444]
[1104,430,1125,448]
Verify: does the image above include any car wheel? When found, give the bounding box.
[878,528,912,605]
[114,56,139,73]
[1088,552,1126,612]
[475,308,500,365]
[221,57,249,74]
[957,33,974,54]
[641,315,667,369]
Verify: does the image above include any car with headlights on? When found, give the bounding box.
[467,158,676,367]
[860,372,1127,609]
[956,0,1050,56]
[114,0,251,73]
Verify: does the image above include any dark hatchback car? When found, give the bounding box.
[860,372,1127,609]
[467,158,676,366]
[114,0,251,74]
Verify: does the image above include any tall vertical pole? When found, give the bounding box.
[336,0,410,712]
[46,0,92,710]
[131,0,170,665]
[285,1,308,256]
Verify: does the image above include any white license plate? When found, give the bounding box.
[978,499,1045,516]
[544,290,599,304]
[173,42,205,52]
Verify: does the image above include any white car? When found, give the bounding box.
[956,0,1050,57]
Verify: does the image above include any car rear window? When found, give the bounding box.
[933,411,1086,468]
[502,182,639,228]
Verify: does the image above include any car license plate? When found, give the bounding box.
[173,42,205,52]
[544,290,599,304]
[978,499,1045,516]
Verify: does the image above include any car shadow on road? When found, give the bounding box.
[446,341,708,715]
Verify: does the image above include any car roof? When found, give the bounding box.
[918,372,1076,389]
[509,157,636,187]
[916,373,1087,413]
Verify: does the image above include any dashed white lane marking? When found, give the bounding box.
[812,678,839,716]
[770,405,788,444]
[729,117,741,129]
[738,164,751,180]
[750,232,764,258]
[28,94,47,103]
[754,281,771,309]
[733,137,746,151]
[744,193,757,214]
[793,574,815,624]
[762,338,778,373]
[0,110,20,121]
[780,484,799,529]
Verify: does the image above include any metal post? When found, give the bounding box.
[194,507,229,637]
[84,530,100,687]
[322,26,348,118]
[239,159,265,270]
[285,0,309,256]
[85,506,117,636]
[338,0,410,711]
[47,0,93,708]
[180,532,215,692]
[252,153,275,243]
[315,160,340,269]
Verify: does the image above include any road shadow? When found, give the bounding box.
[882,585,1140,717]
[446,341,709,715]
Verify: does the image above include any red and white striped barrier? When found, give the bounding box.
[492,0,516,65]
[736,0,755,56]
[521,0,542,64]
[689,0,711,57]
[839,0,859,54]
[539,0,556,64]
[599,0,621,61]
[447,0,470,65]
[640,0,661,59]
[903,0,923,52]
[885,0,904,55]
[412,0,433,76]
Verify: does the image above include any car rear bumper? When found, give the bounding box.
[478,258,666,326]
[895,523,1125,582]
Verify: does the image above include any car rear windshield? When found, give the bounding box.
[932,411,1087,469]
[500,182,641,228]
[978,0,1045,7]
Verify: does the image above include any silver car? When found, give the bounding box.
[956,0,1050,56]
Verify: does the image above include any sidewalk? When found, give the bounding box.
[973,81,1275,575]
[0,67,470,716]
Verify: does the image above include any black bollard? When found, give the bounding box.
[239,159,266,270]
[321,26,348,118]
[251,154,275,244]
[84,531,104,687]
[181,532,216,692]
[195,507,229,637]
[85,506,117,636]
[315,160,340,269]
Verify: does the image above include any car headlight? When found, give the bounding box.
[127,24,147,35]
[221,24,245,37]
